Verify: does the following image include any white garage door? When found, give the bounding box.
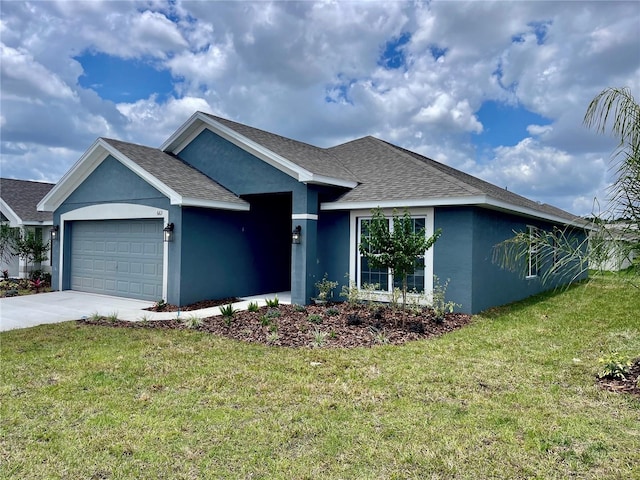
[70,219,163,301]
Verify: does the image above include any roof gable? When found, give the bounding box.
[161,112,359,189]
[38,138,248,212]
[0,178,54,225]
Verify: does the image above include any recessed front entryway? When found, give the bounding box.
[70,219,164,301]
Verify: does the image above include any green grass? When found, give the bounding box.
[1,276,639,479]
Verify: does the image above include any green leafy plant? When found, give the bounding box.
[266,332,279,344]
[370,326,389,345]
[89,312,102,321]
[220,303,237,319]
[431,276,460,323]
[106,312,119,322]
[265,296,279,308]
[340,274,360,304]
[314,273,338,302]
[265,308,281,319]
[182,315,203,329]
[325,307,339,316]
[293,304,307,313]
[154,299,167,311]
[598,352,633,380]
[307,313,323,324]
[311,328,328,347]
[247,301,260,313]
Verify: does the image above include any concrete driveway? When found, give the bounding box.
[0,291,154,332]
[0,290,291,332]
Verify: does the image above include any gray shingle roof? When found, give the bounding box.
[0,178,54,223]
[327,136,581,223]
[101,138,247,208]
[201,113,360,183]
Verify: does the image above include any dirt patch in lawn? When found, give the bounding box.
[597,358,640,397]
[81,302,472,348]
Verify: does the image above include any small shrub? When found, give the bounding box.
[265,308,281,319]
[346,313,362,326]
[370,326,389,345]
[315,273,338,302]
[293,304,307,313]
[307,313,323,324]
[388,287,402,309]
[266,332,279,344]
[260,316,272,327]
[247,301,260,313]
[182,315,203,329]
[325,307,340,316]
[89,312,102,321]
[220,303,237,319]
[340,275,360,305]
[598,353,632,380]
[311,328,328,347]
[431,276,460,323]
[265,296,279,308]
[154,299,167,312]
[106,312,119,322]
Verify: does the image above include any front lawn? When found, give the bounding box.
[1,276,638,479]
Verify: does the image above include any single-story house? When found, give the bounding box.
[1,178,54,278]
[38,112,588,313]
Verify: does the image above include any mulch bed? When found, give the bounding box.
[597,358,640,397]
[144,297,240,312]
[81,302,472,348]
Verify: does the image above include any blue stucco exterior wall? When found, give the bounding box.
[434,206,588,314]
[179,194,292,305]
[178,129,306,198]
[316,210,351,301]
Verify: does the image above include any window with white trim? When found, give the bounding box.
[357,216,427,293]
[527,225,540,277]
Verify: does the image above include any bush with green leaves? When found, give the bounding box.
[265,296,279,308]
[598,352,633,380]
[315,273,338,302]
[293,304,307,313]
[325,307,339,316]
[430,276,460,323]
[220,303,237,318]
[247,301,259,313]
[340,275,360,304]
[307,313,323,324]
[311,328,328,347]
[182,315,203,329]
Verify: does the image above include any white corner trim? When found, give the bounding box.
[0,198,22,227]
[58,204,170,300]
[305,174,358,189]
[292,213,318,221]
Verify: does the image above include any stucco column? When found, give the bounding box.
[291,188,319,305]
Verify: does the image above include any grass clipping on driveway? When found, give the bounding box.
[1,277,639,479]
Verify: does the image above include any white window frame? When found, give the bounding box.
[527,225,540,278]
[349,207,435,301]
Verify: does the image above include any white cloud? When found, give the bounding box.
[0,0,637,218]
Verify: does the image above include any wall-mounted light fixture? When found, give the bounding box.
[50,225,59,241]
[292,225,302,244]
[163,223,174,242]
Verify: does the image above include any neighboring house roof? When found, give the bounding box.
[161,111,359,189]
[38,138,248,212]
[323,136,585,226]
[0,178,54,226]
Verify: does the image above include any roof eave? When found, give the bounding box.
[178,197,250,211]
[321,195,589,228]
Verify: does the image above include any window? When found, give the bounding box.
[527,226,540,277]
[357,215,428,294]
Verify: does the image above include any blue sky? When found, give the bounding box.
[1,1,639,215]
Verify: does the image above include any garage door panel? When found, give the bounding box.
[71,219,163,301]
